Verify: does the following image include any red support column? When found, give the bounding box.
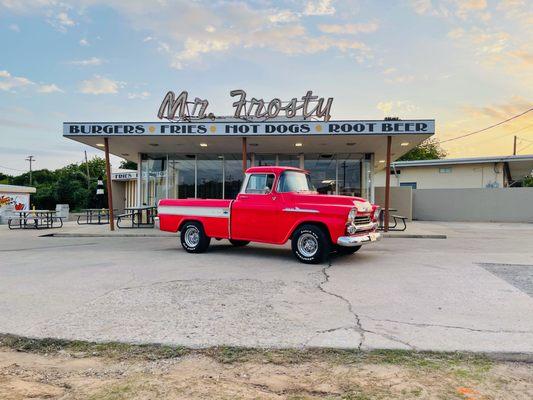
[384,135,392,232]
[104,137,115,231]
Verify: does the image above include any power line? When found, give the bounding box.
[438,107,533,144]
[0,165,25,172]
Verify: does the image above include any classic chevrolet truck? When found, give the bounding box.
[158,166,381,264]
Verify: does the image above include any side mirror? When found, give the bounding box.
[263,186,271,194]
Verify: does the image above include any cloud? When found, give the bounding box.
[79,75,122,95]
[68,57,105,66]
[37,83,63,93]
[46,10,75,32]
[0,70,34,91]
[304,0,336,16]
[318,21,379,35]
[79,38,89,46]
[377,101,418,116]
[127,91,150,100]
[269,10,300,23]
[0,0,373,69]
[8,23,20,32]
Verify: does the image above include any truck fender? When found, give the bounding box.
[286,220,333,244]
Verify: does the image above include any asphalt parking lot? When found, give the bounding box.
[1,222,532,354]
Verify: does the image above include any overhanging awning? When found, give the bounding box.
[63,119,435,169]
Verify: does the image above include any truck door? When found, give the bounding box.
[231,173,285,243]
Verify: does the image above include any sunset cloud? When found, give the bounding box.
[79,75,122,95]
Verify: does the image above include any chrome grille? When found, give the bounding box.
[353,216,371,225]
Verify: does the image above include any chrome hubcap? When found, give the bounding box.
[297,233,318,257]
[184,226,200,247]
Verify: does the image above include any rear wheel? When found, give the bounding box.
[335,245,362,255]
[229,239,250,247]
[291,225,330,264]
[180,221,211,253]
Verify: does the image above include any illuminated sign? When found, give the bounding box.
[64,120,435,136]
[157,90,334,122]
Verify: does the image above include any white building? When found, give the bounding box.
[375,155,533,189]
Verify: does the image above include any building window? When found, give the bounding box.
[167,155,196,200]
[197,154,223,199]
[338,154,362,197]
[439,167,452,173]
[400,182,417,189]
[223,154,244,199]
[278,154,300,167]
[304,154,337,194]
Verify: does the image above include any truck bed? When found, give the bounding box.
[158,198,233,238]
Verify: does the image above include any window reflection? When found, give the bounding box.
[197,155,223,199]
[338,154,362,197]
[304,154,337,194]
[168,155,195,200]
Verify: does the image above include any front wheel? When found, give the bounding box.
[335,245,362,255]
[180,221,211,253]
[291,225,330,264]
[229,239,250,247]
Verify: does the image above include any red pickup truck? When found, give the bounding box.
[158,166,381,264]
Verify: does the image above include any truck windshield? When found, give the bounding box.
[277,171,316,193]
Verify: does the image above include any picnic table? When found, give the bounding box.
[117,206,157,229]
[377,208,408,231]
[77,208,111,225]
[8,210,63,230]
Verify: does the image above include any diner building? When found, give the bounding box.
[63,117,435,211]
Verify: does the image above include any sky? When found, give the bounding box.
[0,0,532,174]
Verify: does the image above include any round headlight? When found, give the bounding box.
[348,208,357,221]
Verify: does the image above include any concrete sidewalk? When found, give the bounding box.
[0,222,532,355]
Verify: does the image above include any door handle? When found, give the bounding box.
[272,196,277,201]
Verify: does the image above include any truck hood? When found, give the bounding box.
[289,193,373,212]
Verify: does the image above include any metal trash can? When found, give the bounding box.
[55,204,70,220]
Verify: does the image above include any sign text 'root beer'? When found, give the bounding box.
[157,90,334,122]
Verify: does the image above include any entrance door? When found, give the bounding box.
[231,173,284,243]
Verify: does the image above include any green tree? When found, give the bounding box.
[5,156,108,211]
[522,175,533,187]
[397,138,447,161]
[119,160,138,170]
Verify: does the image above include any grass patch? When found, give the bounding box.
[0,333,492,372]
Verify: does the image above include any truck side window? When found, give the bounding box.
[245,174,275,194]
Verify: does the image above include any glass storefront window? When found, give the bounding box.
[254,154,276,166]
[138,152,370,203]
[168,155,195,200]
[224,154,244,199]
[197,155,223,199]
[278,154,300,168]
[338,154,362,197]
[304,154,337,195]
[141,155,167,206]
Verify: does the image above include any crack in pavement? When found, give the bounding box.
[313,259,365,350]
[310,258,416,350]
[361,315,533,335]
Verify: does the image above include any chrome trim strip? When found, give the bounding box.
[282,207,320,214]
[158,205,230,218]
[350,221,378,232]
[337,232,381,246]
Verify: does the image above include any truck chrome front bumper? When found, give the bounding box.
[337,231,381,247]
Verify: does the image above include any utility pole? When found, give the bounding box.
[25,155,35,186]
[513,136,517,155]
[84,151,91,190]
